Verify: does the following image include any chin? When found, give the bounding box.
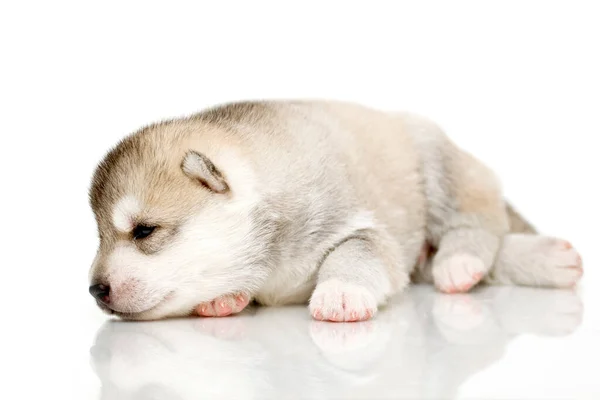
[107,292,196,321]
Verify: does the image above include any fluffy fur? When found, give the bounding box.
[88,100,583,321]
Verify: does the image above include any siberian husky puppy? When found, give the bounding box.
[88,101,583,321]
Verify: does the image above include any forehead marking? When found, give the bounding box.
[112,195,142,232]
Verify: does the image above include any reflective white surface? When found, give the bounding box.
[85,285,598,400]
[3,2,599,399]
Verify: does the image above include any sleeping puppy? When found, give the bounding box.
[88,100,583,321]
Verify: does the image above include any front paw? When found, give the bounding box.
[309,279,378,322]
[196,293,250,317]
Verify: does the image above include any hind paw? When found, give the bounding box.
[492,234,583,289]
[433,253,487,294]
[538,238,583,288]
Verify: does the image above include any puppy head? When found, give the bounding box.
[88,122,276,320]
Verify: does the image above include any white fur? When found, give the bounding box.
[112,195,142,232]
[309,279,378,321]
[487,234,583,288]
[90,101,583,321]
[256,209,378,306]
[346,210,377,232]
[102,154,267,319]
[214,148,261,206]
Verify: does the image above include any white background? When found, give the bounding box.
[1,1,598,399]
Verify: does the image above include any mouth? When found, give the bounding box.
[97,292,174,320]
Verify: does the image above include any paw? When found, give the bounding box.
[196,293,250,317]
[535,238,583,288]
[433,253,486,294]
[309,279,378,322]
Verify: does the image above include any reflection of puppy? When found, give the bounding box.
[90,316,271,400]
[90,286,583,400]
[87,100,583,321]
[417,286,583,399]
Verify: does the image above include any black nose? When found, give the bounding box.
[89,284,110,303]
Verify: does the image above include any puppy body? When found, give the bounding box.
[89,100,583,321]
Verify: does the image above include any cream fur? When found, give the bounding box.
[88,100,583,321]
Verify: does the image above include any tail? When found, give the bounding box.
[505,201,537,234]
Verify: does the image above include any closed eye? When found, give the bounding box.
[133,225,156,240]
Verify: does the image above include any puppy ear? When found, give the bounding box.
[181,151,229,193]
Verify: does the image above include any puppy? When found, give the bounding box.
[88,100,583,321]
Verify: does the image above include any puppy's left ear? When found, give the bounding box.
[181,151,229,194]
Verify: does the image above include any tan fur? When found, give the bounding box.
[505,202,537,234]
[88,100,582,321]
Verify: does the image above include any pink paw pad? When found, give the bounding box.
[551,239,584,288]
[439,272,483,294]
[434,254,487,294]
[311,307,372,322]
[196,293,250,317]
[309,280,378,323]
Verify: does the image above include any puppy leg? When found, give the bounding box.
[486,234,583,288]
[432,231,502,293]
[309,232,409,322]
[408,118,509,293]
[428,150,509,293]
